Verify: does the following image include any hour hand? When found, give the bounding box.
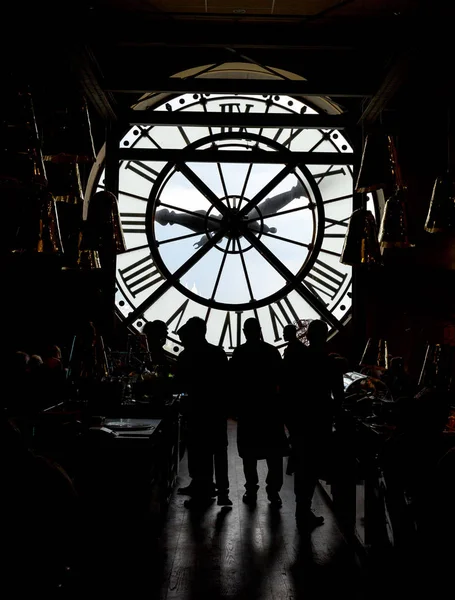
[155,208,221,234]
[247,180,307,219]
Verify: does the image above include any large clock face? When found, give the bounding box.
[92,93,360,357]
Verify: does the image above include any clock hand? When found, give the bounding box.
[192,221,277,249]
[155,208,222,234]
[156,207,277,248]
[247,222,277,235]
[247,180,306,220]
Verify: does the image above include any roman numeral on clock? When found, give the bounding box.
[118,254,164,297]
[218,311,244,349]
[306,259,347,303]
[219,102,254,133]
[268,297,300,342]
[166,299,191,335]
[324,216,350,238]
[125,160,160,185]
[120,212,146,234]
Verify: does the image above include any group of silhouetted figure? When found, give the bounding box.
[2,317,454,596]
[145,316,345,532]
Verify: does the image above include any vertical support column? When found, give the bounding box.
[99,120,122,344]
[105,120,121,198]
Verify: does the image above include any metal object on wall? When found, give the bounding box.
[67,321,110,384]
[378,187,411,249]
[36,192,64,254]
[360,338,389,371]
[45,162,85,204]
[1,89,47,189]
[355,132,396,193]
[1,147,48,190]
[76,225,101,270]
[42,97,96,164]
[340,207,382,266]
[424,172,455,233]
[418,343,453,391]
[87,190,127,255]
[8,192,63,255]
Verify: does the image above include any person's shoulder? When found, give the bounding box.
[232,342,247,353]
[263,340,281,355]
[207,342,228,357]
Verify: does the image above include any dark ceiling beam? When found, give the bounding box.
[107,78,373,98]
[122,111,353,129]
[88,9,400,48]
[115,41,354,51]
[357,48,414,127]
[117,148,354,165]
[356,5,451,127]
[70,45,119,122]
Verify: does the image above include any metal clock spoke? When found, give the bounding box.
[177,163,230,217]
[319,247,342,258]
[236,238,255,302]
[209,237,232,301]
[157,229,220,245]
[125,228,226,325]
[259,230,312,249]
[237,163,295,219]
[238,162,254,211]
[240,226,342,331]
[216,163,231,209]
[245,203,312,224]
[122,244,150,255]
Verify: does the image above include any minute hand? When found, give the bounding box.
[248,180,307,219]
[238,163,295,219]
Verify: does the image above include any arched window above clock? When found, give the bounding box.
[85,62,380,357]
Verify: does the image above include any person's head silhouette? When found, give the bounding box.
[243,317,262,342]
[143,320,168,349]
[306,319,328,349]
[184,316,207,344]
[283,324,297,343]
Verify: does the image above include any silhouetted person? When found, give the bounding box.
[283,324,306,361]
[141,320,175,403]
[143,319,171,375]
[283,319,344,530]
[229,317,288,508]
[175,317,231,507]
[281,324,307,476]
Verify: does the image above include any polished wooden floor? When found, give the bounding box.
[84,419,365,600]
[83,419,450,600]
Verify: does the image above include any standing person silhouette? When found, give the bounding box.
[175,317,232,507]
[142,319,171,376]
[282,324,306,361]
[282,319,344,531]
[229,317,288,507]
[141,319,175,406]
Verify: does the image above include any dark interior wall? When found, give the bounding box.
[356,98,455,385]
